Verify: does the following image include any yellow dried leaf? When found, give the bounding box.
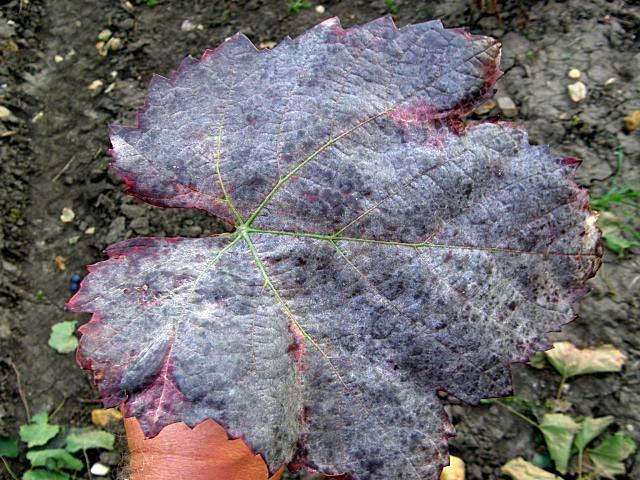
[91,408,123,427]
[501,458,562,480]
[55,255,66,271]
[624,111,640,132]
[440,456,464,480]
[545,342,625,379]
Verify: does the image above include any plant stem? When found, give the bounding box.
[556,375,568,400]
[578,448,584,480]
[8,359,30,422]
[49,396,67,420]
[1,457,18,480]
[494,399,539,429]
[84,449,93,480]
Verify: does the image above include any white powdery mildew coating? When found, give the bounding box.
[69,15,601,480]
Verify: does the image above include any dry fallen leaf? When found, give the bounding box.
[623,110,640,132]
[501,457,562,480]
[91,408,123,427]
[545,342,626,379]
[124,415,284,480]
[440,455,465,480]
[55,255,66,271]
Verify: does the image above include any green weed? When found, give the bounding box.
[590,147,640,257]
[488,342,635,479]
[385,0,399,15]
[287,0,311,14]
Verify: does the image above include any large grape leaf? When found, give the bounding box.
[67,16,602,480]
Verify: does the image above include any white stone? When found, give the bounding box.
[90,463,110,476]
[568,68,581,79]
[315,5,326,13]
[496,96,517,117]
[0,106,11,119]
[568,81,587,102]
[181,19,196,32]
[88,80,104,92]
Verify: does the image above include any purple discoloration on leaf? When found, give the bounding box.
[68,16,601,480]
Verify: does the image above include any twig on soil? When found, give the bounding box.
[5,358,30,422]
[494,399,539,428]
[49,395,67,420]
[51,155,76,182]
[83,449,93,480]
[1,457,19,480]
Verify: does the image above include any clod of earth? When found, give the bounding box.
[67,16,601,480]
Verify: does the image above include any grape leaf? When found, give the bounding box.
[67,16,601,479]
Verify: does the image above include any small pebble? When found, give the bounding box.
[97,29,112,41]
[32,111,44,123]
[60,207,75,223]
[106,37,121,51]
[315,5,326,14]
[53,54,64,63]
[181,19,196,32]
[473,99,496,115]
[88,80,104,92]
[568,81,587,102]
[258,40,277,49]
[604,77,616,86]
[0,106,11,119]
[568,68,581,79]
[441,456,464,480]
[96,41,108,56]
[496,96,517,117]
[90,463,110,476]
[99,451,120,466]
[84,226,96,235]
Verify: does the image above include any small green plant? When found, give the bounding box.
[48,321,79,354]
[490,342,635,480]
[287,0,311,14]
[1,412,115,480]
[2,357,113,479]
[143,0,158,7]
[385,0,399,14]
[590,147,640,256]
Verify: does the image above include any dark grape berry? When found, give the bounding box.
[70,274,82,283]
[70,282,80,293]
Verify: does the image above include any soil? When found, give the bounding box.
[0,0,638,479]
